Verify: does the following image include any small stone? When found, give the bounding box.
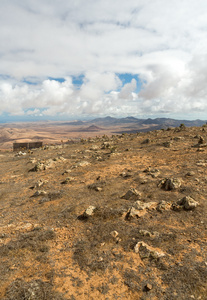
[134,241,165,259]
[141,138,150,144]
[120,171,132,178]
[185,171,195,176]
[121,188,142,200]
[126,207,144,219]
[61,177,74,184]
[90,145,99,150]
[198,136,205,144]
[62,169,71,175]
[33,190,47,196]
[143,167,160,178]
[157,200,171,212]
[163,141,172,148]
[145,283,153,291]
[158,178,181,190]
[75,161,90,167]
[110,231,119,238]
[15,223,33,232]
[139,230,152,237]
[134,201,157,210]
[101,142,111,149]
[84,206,96,217]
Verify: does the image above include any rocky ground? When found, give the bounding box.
[0,125,206,299]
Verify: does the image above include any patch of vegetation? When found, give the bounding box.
[3,278,65,300]
[0,229,55,255]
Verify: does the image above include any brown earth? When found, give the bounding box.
[0,125,206,299]
[0,121,159,150]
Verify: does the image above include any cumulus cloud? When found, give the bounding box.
[0,0,207,119]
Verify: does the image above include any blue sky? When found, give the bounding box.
[0,0,207,122]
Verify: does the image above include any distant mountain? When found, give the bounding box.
[89,116,117,125]
[57,121,85,126]
[89,116,206,129]
[81,125,103,132]
[142,118,206,128]
[89,116,144,125]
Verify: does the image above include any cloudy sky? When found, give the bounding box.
[0,0,207,121]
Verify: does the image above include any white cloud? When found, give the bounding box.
[0,0,207,119]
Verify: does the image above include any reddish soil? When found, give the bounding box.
[0,125,206,299]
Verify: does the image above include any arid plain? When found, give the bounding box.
[0,122,206,299]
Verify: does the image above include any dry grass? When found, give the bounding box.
[0,126,206,299]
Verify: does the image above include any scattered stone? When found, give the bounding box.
[125,207,146,219]
[134,200,157,210]
[197,148,205,152]
[196,162,207,166]
[32,190,47,197]
[194,134,201,139]
[198,136,205,144]
[31,179,48,189]
[110,231,119,238]
[15,151,27,157]
[125,201,156,220]
[193,136,207,147]
[139,230,152,237]
[101,142,111,149]
[62,169,71,175]
[39,197,49,204]
[158,178,181,190]
[30,159,54,171]
[163,141,172,148]
[143,167,160,178]
[121,188,142,200]
[185,171,195,177]
[29,158,37,164]
[177,196,199,210]
[84,205,96,216]
[157,200,171,212]
[61,177,74,184]
[134,241,165,259]
[173,137,184,141]
[144,167,159,173]
[37,179,47,187]
[120,171,132,178]
[139,230,159,238]
[78,206,97,220]
[141,138,150,144]
[75,161,90,167]
[15,223,33,232]
[96,156,104,161]
[90,145,99,150]
[145,283,153,291]
[88,181,105,191]
[33,162,45,171]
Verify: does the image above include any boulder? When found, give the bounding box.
[159,178,181,190]
[177,196,199,210]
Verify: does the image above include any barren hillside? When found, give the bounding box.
[0,125,206,299]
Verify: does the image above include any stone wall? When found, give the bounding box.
[13,142,43,151]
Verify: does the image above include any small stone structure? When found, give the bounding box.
[13,142,43,151]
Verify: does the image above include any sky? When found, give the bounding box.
[0,0,207,122]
